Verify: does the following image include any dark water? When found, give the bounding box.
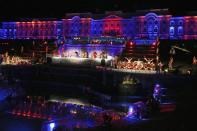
[1,65,197,131]
[0,113,43,131]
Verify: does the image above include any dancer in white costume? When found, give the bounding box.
[144,57,154,70]
[133,59,143,70]
[125,57,133,63]
[144,57,153,65]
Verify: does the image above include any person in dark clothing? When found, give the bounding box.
[0,54,3,64]
[146,96,160,116]
[103,113,112,127]
[101,59,106,67]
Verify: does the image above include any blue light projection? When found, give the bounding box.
[58,44,124,58]
[90,20,103,36]
[71,16,81,37]
[0,13,197,40]
[0,29,7,39]
[1,22,16,39]
[49,123,55,131]
[127,105,136,118]
[169,17,185,39]
[145,13,159,40]
[133,39,156,45]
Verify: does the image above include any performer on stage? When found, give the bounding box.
[93,51,97,59]
[158,61,163,73]
[125,57,133,63]
[193,56,197,65]
[168,57,174,70]
[144,57,154,70]
[133,59,143,70]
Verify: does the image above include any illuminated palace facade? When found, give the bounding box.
[1,11,197,41]
[0,11,197,66]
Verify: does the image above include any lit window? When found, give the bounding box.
[178,26,183,35]
[179,20,183,26]
[170,21,175,26]
[154,26,158,33]
[163,28,166,33]
[169,27,174,35]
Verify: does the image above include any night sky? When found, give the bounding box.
[0,0,195,21]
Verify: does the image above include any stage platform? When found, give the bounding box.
[96,66,158,74]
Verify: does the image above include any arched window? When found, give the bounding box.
[178,20,183,26]
[144,28,146,32]
[154,26,158,33]
[189,28,194,34]
[178,26,183,35]
[154,20,158,24]
[170,21,175,26]
[169,27,174,36]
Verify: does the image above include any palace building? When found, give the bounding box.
[1,9,197,41]
[0,9,196,68]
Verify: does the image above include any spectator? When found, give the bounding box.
[193,56,197,65]
[0,54,3,64]
[168,57,173,70]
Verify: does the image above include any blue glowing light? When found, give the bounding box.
[127,105,135,117]
[58,44,124,58]
[153,84,161,102]
[1,13,197,41]
[154,85,160,94]
[155,84,160,88]
[49,123,55,131]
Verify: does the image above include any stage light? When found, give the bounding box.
[154,84,160,93]
[155,84,160,88]
[49,123,55,131]
[129,41,134,46]
[152,42,156,46]
[127,105,135,117]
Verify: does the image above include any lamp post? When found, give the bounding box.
[169,47,176,57]
[156,38,160,64]
[45,41,48,61]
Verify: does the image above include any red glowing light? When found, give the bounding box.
[37,115,41,118]
[17,112,21,116]
[130,42,134,46]
[12,110,16,114]
[48,117,52,120]
[41,115,45,119]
